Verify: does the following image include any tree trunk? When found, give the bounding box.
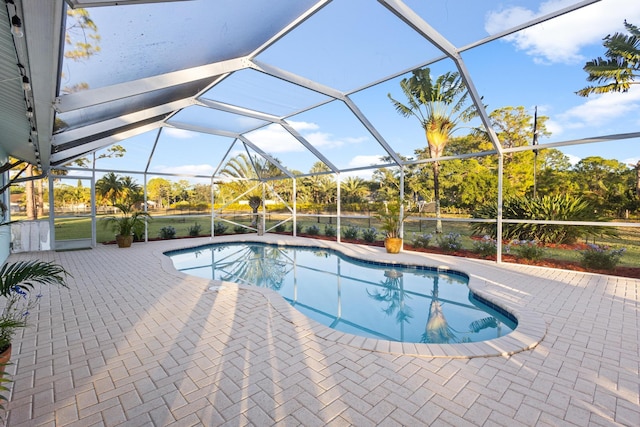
[432,161,442,233]
[36,179,45,218]
[635,161,640,197]
[25,165,37,220]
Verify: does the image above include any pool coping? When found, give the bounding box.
[158,234,547,359]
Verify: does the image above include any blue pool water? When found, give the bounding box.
[167,242,516,344]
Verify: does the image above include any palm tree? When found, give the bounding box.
[95,172,124,207]
[388,68,475,233]
[247,195,262,228]
[120,176,142,206]
[341,176,369,204]
[367,270,413,325]
[219,245,288,290]
[421,275,457,344]
[577,21,640,97]
[220,153,282,229]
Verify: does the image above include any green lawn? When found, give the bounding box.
[25,212,640,268]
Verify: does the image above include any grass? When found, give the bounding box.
[20,212,640,268]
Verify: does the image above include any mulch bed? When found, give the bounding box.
[289,233,640,280]
[105,232,640,280]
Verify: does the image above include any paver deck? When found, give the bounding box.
[3,235,639,426]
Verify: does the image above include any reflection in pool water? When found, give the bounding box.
[167,243,516,344]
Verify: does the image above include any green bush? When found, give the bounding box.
[472,195,616,244]
[472,235,497,258]
[580,244,625,270]
[343,225,359,240]
[508,240,545,260]
[233,225,247,234]
[274,223,286,232]
[213,222,228,235]
[362,227,378,243]
[159,226,176,239]
[437,232,462,252]
[172,200,191,211]
[410,233,433,248]
[306,225,320,235]
[188,223,202,237]
[324,224,336,237]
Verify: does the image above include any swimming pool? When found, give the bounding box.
[167,242,516,344]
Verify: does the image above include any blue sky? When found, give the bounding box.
[74,0,640,180]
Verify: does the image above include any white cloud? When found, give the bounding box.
[244,121,368,154]
[163,128,197,139]
[566,154,581,166]
[556,86,640,132]
[246,124,305,153]
[154,164,215,176]
[289,120,320,132]
[485,0,640,64]
[348,155,385,169]
[304,132,367,149]
[339,155,387,180]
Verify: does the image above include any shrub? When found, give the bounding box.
[324,224,336,237]
[362,227,378,243]
[213,222,228,235]
[436,232,462,252]
[188,223,202,237]
[472,235,497,258]
[580,244,625,270]
[159,226,176,239]
[233,225,247,234]
[275,223,286,232]
[472,195,616,244]
[411,233,433,248]
[343,225,359,240]
[306,225,320,235]
[509,240,545,260]
[295,223,302,234]
[172,200,191,211]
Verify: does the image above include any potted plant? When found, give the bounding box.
[0,259,69,417]
[103,203,151,248]
[376,202,405,254]
[0,260,69,357]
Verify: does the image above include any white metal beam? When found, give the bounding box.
[462,0,601,52]
[249,0,333,59]
[238,135,295,179]
[250,59,346,100]
[165,121,240,139]
[197,98,282,123]
[51,121,163,163]
[343,96,402,166]
[280,121,339,173]
[51,98,194,146]
[54,57,249,113]
[378,0,502,155]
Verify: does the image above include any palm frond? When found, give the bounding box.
[0,261,70,296]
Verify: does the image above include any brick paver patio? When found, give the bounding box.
[3,235,639,426]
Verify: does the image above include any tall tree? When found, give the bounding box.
[571,156,629,214]
[341,176,369,204]
[577,21,640,206]
[146,178,172,209]
[577,21,640,97]
[388,67,475,233]
[95,172,124,207]
[220,153,280,227]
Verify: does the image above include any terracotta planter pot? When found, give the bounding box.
[116,234,133,248]
[384,237,403,254]
[0,344,11,377]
